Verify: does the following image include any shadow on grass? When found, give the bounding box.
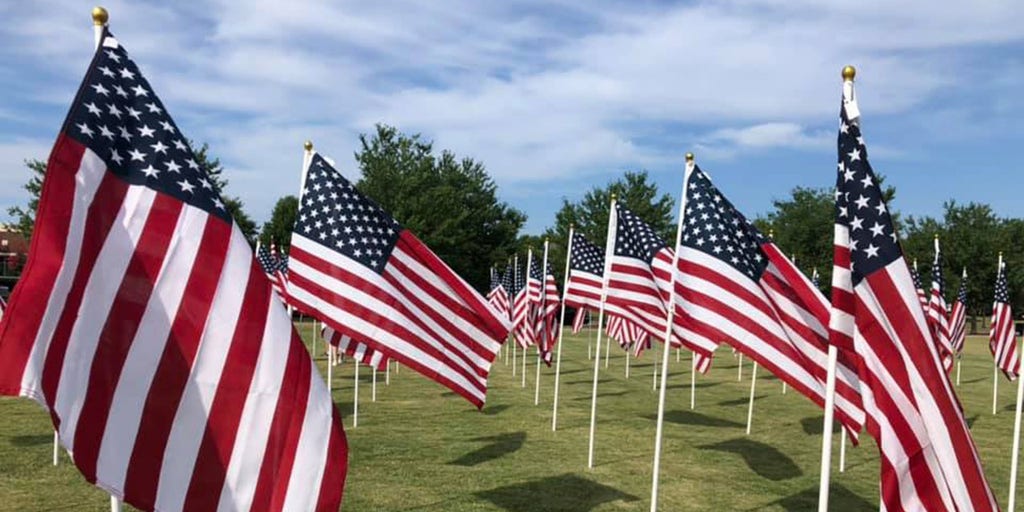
[962,377,986,384]
[800,416,841,435]
[565,379,614,386]
[481,404,511,416]
[9,434,52,447]
[573,391,629,401]
[555,368,589,377]
[698,438,802,481]
[643,410,744,428]
[718,396,765,407]
[761,483,874,511]
[449,432,526,467]
[666,382,720,391]
[476,473,639,512]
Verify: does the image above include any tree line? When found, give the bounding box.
[10,128,1024,318]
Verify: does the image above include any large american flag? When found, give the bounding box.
[830,94,997,510]
[604,203,718,366]
[990,262,1019,380]
[672,166,864,436]
[929,240,954,372]
[0,30,347,510]
[286,154,509,408]
[949,268,968,356]
[486,266,510,320]
[511,255,536,349]
[563,231,604,312]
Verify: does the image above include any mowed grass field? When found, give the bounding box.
[0,323,1021,511]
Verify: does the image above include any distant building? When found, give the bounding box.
[0,225,28,297]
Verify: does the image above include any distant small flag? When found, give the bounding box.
[990,262,1019,380]
[322,326,388,371]
[811,268,820,289]
[486,266,510,319]
[911,261,929,313]
[563,231,604,311]
[535,262,560,365]
[949,269,968,356]
[928,240,954,372]
[511,255,536,349]
[257,242,289,301]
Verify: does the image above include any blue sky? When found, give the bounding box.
[1,1,1022,234]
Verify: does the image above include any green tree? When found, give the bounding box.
[6,159,46,238]
[259,195,298,253]
[541,170,675,287]
[355,124,525,291]
[755,187,833,293]
[192,142,258,245]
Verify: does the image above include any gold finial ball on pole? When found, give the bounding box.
[610,193,617,201]
[303,140,313,151]
[842,65,856,81]
[92,6,109,25]
[685,152,694,162]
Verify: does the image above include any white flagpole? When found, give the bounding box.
[522,341,528,388]
[690,354,696,410]
[818,65,856,512]
[513,254,519,377]
[53,431,59,466]
[385,358,390,386]
[372,367,377,402]
[1008,337,1024,511]
[650,153,694,512]
[536,240,550,406]
[353,360,359,428]
[587,194,617,469]
[625,347,631,379]
[839,429,847,473]
[552,226,575,431]
[523,249,534,389]
[652,355,658,391]
[737,353,743,381]
[996,252,1004,415]
[605,328,611,369]
[676,347,680,363]
[93,9,121,511]
[956,358,962,386]
[746,361,758,435]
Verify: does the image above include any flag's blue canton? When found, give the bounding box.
[489,268,502,291]
[502,261,515,293]
[911,265,924,289]
[835,103,899,284]
[570,232,604,276]
[511,259,526,298]
[932,249,945,296]
[294,154,401,275]
[614,203,667,263]
[996,266,1010,305]
[681,166,767,280]
[529,256,543,282]
[65,31,229,221]
[257,245,278,274]
[957,275,968,305]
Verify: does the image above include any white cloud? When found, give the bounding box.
[0,0,1021,227]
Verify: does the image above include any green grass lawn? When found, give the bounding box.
[0,325,1021,511]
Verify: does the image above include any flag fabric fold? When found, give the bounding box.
[0,30,346,511]
[949,269,968,357]
[486,266,510,320]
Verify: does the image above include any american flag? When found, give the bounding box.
[511,254,536,349]
[322,325,388,371]
[606,315,648,353]
[486,266,510,320]
[527,252,543,303]
[672,165,864,436]
[571,307,588,334]
[604,203,718,366]
[286,153,509,408]
[535,261,560,365]
[256,242,289,301]
[929,240,954,371]
[563,231,604,311]
[990,262,1019,380]
[0,30,347,510]
[949,268,968,356]
[830,93,996,510]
